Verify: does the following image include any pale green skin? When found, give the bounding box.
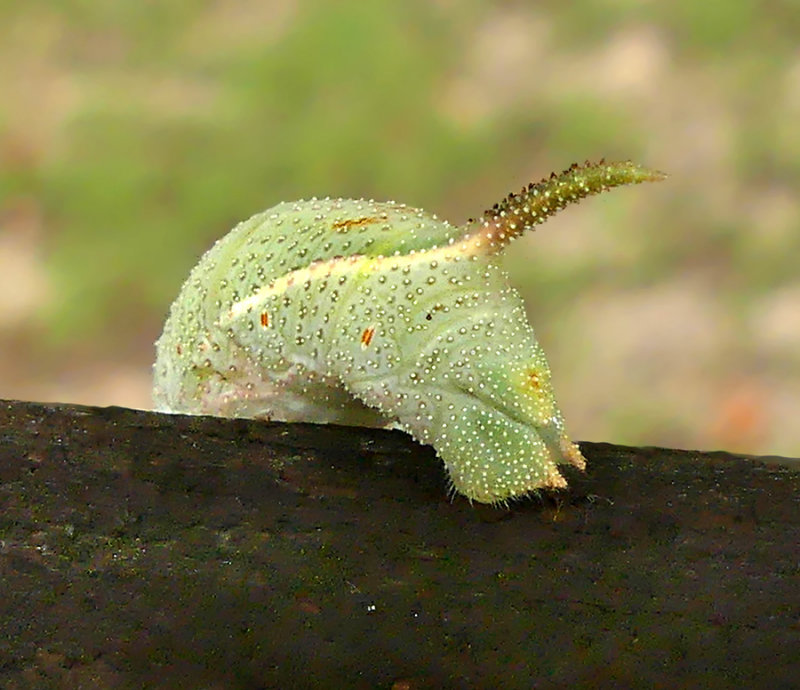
[154,162,662,503]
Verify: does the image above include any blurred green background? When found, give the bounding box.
[1,0,798,456]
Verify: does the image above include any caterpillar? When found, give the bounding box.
[153,160,664,504]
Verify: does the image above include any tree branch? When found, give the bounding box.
[1,399,798,688]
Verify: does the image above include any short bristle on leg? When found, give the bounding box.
[464,160,666,254]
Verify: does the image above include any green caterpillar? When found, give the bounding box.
[153,160,664,503]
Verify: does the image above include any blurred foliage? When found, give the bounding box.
[0,0,798,453]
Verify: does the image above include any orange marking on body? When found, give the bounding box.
[260,312,270,328]
[515,365,556,423]
[360,326,375,348]
[520,366,547,398]
[332,216,379,232]
[176,344,182,355]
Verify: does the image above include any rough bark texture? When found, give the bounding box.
[0,399,798,689]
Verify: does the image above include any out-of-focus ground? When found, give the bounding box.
[0,1,798,456]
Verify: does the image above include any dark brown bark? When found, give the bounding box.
[1,399,798,689]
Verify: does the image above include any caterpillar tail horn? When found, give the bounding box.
[463,160,666,254]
